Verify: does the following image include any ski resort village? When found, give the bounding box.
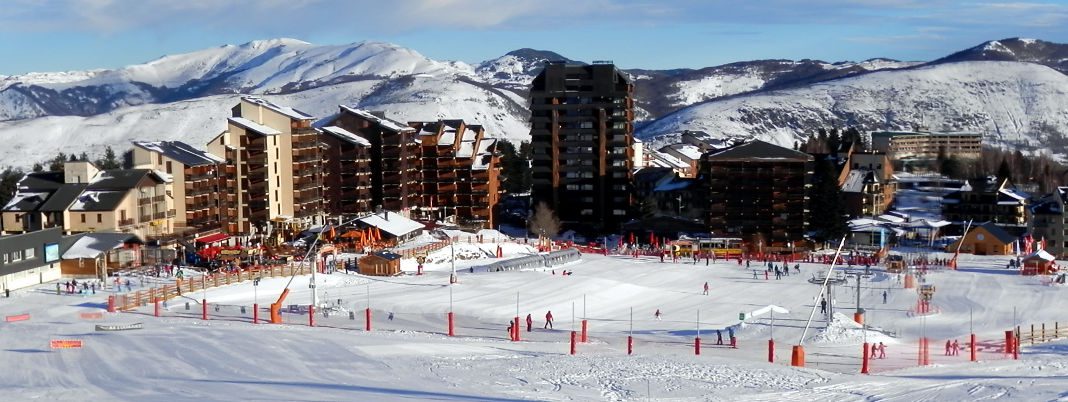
[2,6,1068,400]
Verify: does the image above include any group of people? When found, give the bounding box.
[58,279,98,295]
[945,339,962,356]
[870,342,888,359]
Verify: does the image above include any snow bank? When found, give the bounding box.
[810,312,898,345]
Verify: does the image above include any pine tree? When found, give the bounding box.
[96,146,121,170]
[32,163,43,173]
[997,158,1012,184]
[0,167,25,209]
[78,152,89,162]
[48,153,67,171]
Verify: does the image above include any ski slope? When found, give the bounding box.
[0,242,1066,401]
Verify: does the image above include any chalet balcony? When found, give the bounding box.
[119,218,135,227]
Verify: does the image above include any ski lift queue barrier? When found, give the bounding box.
[471,248,582,273]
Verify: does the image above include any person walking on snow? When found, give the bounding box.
[871,343,878,359]
[878,342,886,359]
[945,340,953,356]
[716,329,723,345]
[952,339,960,356]
[544,311,554,329]
[882,290,887,304]
[820,298,827,315]
[703,282,709,295]
[526,314,533,332]
[654,309,662,320]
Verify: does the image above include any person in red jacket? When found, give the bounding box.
[544,311,554,329]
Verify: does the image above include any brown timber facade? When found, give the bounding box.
[704,141,813,245]
[529,62,635,233]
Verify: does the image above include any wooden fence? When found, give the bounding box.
[1017,322,1066,345]
[115,264,310,311]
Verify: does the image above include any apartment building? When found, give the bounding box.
[942,177,1028,235]
[1029,187,1068,257]
[705,140,813,244]
[529,62,635,233]
[205,96,323,237]
[409,119,501,228]
[132,140,227,236]
[327,106,421,212]
[318,125,373,216]
[871,130,982,161]
[838,151,897,217]
[2,162,174,241]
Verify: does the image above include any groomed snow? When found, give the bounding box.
[1,240,1065,400]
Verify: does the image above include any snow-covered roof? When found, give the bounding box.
[70,190,126,211]
[228,117,281,135]
[1024,249,1056,262]
[457,141,475,158]
[438,129,457,146]
[131,140,224,166]
[61,233,140,259]
[151,170,173,183]
[242,96,314,120]
[472,138,497,171]
[676,144,703,161]
[2,191,50,211]
[876,214,906,223]
[357,211,425,237]
[841,170,867,193]
[339,106,415,133]
[321,126,371,146]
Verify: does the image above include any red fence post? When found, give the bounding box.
[107,296,116,313]
[154,298,160,317]
[202,299,208,320]
[861,342,870,374]
[365,308,372,331]
[694,337,701,355]
[570,331,577,355]
[513,317,520,341]
[253,303,259,324]
[309,305,315,327]
[1005,330,1015,355]
[581,319,588,343]
[447,312,454,336]
[769,339,775,363]
[970,333,977,362]
[627,336,634,355]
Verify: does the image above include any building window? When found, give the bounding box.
[2,253,7,264]
[14,214,20,222]
[25,248,34,259]
[81,214,86,223]
[158,154,163,165]
[613,209,626,216]
[580,209,593,216]
[165,161,172,174]
[11,250,22,262]
[97,214,102,223]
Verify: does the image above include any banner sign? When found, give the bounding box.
[50,340,83,349]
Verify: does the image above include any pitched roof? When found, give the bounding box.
[338,106,415,133]
[357,211,425,237]
[87,169,159,191]
[132,140,224,166]
[320,126,371,146]
[242,96,314,120]
[69,190,128,211]
[972,222,1018,244]
[39,183,89,212]
[228,117,282,136]
[2,191,49,211]
[61,232,142,259]
[17,172,65,191]
[705,140,813,162]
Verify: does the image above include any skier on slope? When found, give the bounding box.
[654,309,662,321]
[544,311,554,329]
[703,282,709,295]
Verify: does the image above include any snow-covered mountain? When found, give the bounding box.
[1,37,1068,168]
[637,60,1068,154]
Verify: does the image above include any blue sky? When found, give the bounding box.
[1,0,1066,75]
